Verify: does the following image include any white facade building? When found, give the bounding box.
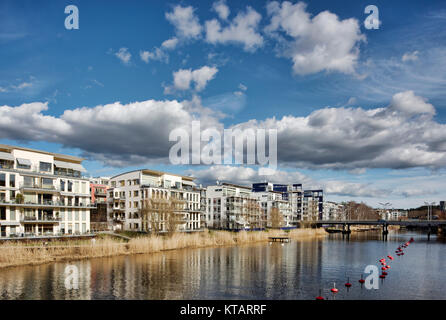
[0,144,92,237]
[107,169,201,232]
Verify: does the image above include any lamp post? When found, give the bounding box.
[379,202,391,220]
[424,201,436,221]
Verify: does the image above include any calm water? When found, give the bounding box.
[0,231,445,300]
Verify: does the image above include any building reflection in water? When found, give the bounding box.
[1,232,445,300]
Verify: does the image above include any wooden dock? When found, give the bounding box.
[269,236,290,243]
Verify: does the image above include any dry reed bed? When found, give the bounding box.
[0,228,326,269]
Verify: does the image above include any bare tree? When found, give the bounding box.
[243,200,262,229]
[269,207,283,229]
[165,198,185,236]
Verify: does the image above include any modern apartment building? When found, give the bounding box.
[0,144,92,238]
[322,201,343,220]
[107,169,201,232]
[89,177,110,231]
[252,182,324,223]
[206,183,258,230]
[303,190,324,221]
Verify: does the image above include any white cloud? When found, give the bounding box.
[205,6,263,52]
[166,5,202,39]
[115,48,131,65]
[402,50,419,62]
[140,48,168,64]
[0,91,445,172]
[389,90,435,115]
[265,1,365,75]
[238,83,248,91]
[212,0,230,20]
[229,91,446,170]
[161,37,179,50]
[0,99,220,167]
[165,66,218,93]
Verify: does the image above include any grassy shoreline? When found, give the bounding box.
[0,228,326,269]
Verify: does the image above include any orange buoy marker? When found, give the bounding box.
[331,283,339,293]
[315,289,325,300]
[387,255,394,260]
[345,278,352,288]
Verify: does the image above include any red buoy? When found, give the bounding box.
[382,271,388,276]
[315,289,325,300]
[379,274,386,279]
[331,283,338,293]
[387,255,394,260]
[345,278,352,288]
[381,267,387,271]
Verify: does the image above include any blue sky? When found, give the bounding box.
[1,0,446,208]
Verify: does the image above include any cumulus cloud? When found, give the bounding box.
[205,5,263,52]
[166,5,202,39]
[161,37,179,50]
[402,50,419,62]
[0,91,445,171]
[212,0,230,21]
[114,47,131,65]
[229,91,446,170]
[265,1,365,75]
[0,100,218,167]
[165,66,218,93]
[388,90,435,115]
[140,48,168,64]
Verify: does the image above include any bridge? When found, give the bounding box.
[314,220,446,239]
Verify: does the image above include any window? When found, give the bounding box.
[0,174,5,187]
[75,210,79,221]
[81,182,87,194]
[82,223,86,233]
[68,209,72,220]
[60,209,65,220]
[60,180,65,192]
[111,181,116,187]
[39,162,52,172]
[119,180,125,186]
[68,181,73,192]
[10,190,15,200]
[134,190,139,197]
[75,223,79,233]
[9,174,15,187]
[42,178,53,188]
[0,208,5,220]
[17,159,31,170]
[68,224,73,234]
[82,211,86,221]
[9,207,15,220]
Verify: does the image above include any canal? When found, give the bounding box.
[0,230,445,299]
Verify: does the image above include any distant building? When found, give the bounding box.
[440,201,445,212]
[323,201,343,220]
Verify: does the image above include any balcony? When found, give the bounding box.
[0,199,96,208]
[21,215,62,223]
[19,182,58,193]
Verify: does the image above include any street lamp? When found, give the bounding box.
[379,202,392,220]
[424,201,436,221]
